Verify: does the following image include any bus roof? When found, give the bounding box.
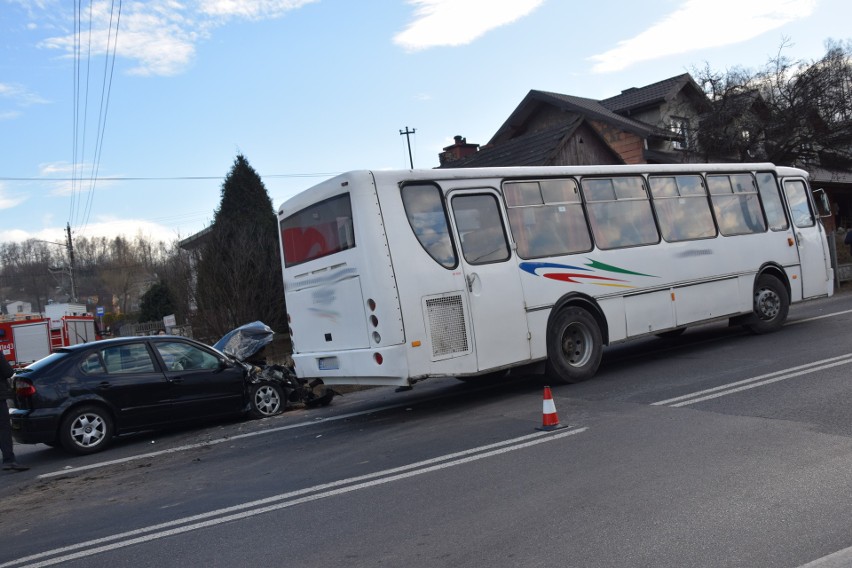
[277,163,806,215]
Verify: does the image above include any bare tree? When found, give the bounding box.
[694,38,852,168]
[0,240,65,312]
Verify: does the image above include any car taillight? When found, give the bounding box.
[15,379,36,398]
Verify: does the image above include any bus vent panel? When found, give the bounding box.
[425,294,470,358]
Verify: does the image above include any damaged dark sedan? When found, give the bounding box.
[9,335,287,455]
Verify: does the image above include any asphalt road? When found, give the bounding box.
[2,283,852,568]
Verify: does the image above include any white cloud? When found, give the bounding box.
[35,0,315,77]
[197,0,318,20]
[0,183,28,210]
[0,82,49,106]
[75,216,182,244]
[0,217,179,245]
[394,0,546,51]
[588,0,817,73]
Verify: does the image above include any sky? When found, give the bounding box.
[1,0,850,247]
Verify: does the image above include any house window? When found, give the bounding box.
[671,117,689,150]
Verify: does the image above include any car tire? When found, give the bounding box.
[249,381,285,418]
[59,405,114,455]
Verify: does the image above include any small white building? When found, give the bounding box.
[4,300,33,317]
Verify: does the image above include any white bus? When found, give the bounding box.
[277,164,833,388]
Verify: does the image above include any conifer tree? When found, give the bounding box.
[194,154,286,338]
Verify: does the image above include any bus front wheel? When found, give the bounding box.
[546,306,602,383]
[744,274,789,334]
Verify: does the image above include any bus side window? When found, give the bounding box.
[504,178,592,259]
[582,176,659,249]
[452,194,510,265]
[783,179,816,228]
[401,183,457,268]
[649,175,716,242]
[756,172,789,231]
[707,174,767,236]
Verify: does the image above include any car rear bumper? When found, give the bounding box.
[9,408,59,445]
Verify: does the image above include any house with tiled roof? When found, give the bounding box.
[439,73,708,168]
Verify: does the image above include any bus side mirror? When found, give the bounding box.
[813,188,832,218]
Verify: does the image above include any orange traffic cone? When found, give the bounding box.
[536,386,565,431]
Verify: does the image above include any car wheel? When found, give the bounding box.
[249,382,285,418]
[59,405,113,455]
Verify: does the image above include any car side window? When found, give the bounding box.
[81,353,107,374]
[101,344,156,374]
[155,342,220,371]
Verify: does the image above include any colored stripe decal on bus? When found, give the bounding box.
[518,260,658,289]
[583,259,656,277]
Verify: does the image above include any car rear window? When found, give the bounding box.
[17,351,71,373]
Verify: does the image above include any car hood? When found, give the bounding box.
[213,321,274,361]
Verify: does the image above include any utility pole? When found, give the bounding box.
[399,126,416,169]
[66,222,77,302]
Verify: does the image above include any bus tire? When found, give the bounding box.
[744,274,789,334]
[546,306,602,383]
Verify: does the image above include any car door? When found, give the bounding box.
[91,342,171,429]
[153,340,246,419]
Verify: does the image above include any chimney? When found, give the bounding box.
[439,135,480,166]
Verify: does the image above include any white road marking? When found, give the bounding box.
[3,427,588,568]
[787,308,852,325]
[797,544,852,567]
[36,402,434,479]
[652,354,852,407]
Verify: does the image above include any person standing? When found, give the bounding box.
[1,351,29,472]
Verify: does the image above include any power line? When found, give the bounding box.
[80,0,122,234]
[0,172,341,182]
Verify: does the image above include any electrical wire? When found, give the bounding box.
[80,0,122,236]
[67,0,122,240]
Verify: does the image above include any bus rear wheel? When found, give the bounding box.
[744,274,789,334]
[546,306,602,384]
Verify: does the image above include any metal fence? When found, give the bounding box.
[118,321,193,338]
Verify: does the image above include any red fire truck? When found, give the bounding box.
[1,313,100,367]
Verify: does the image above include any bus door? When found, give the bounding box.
[448,190,531,370]
[783,177,831,298]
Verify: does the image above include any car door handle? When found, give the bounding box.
[168,376,184,384]
[97,382,110,390]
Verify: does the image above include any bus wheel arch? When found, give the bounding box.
[545,295,605,384]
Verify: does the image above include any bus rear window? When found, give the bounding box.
[280,193,355,267]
